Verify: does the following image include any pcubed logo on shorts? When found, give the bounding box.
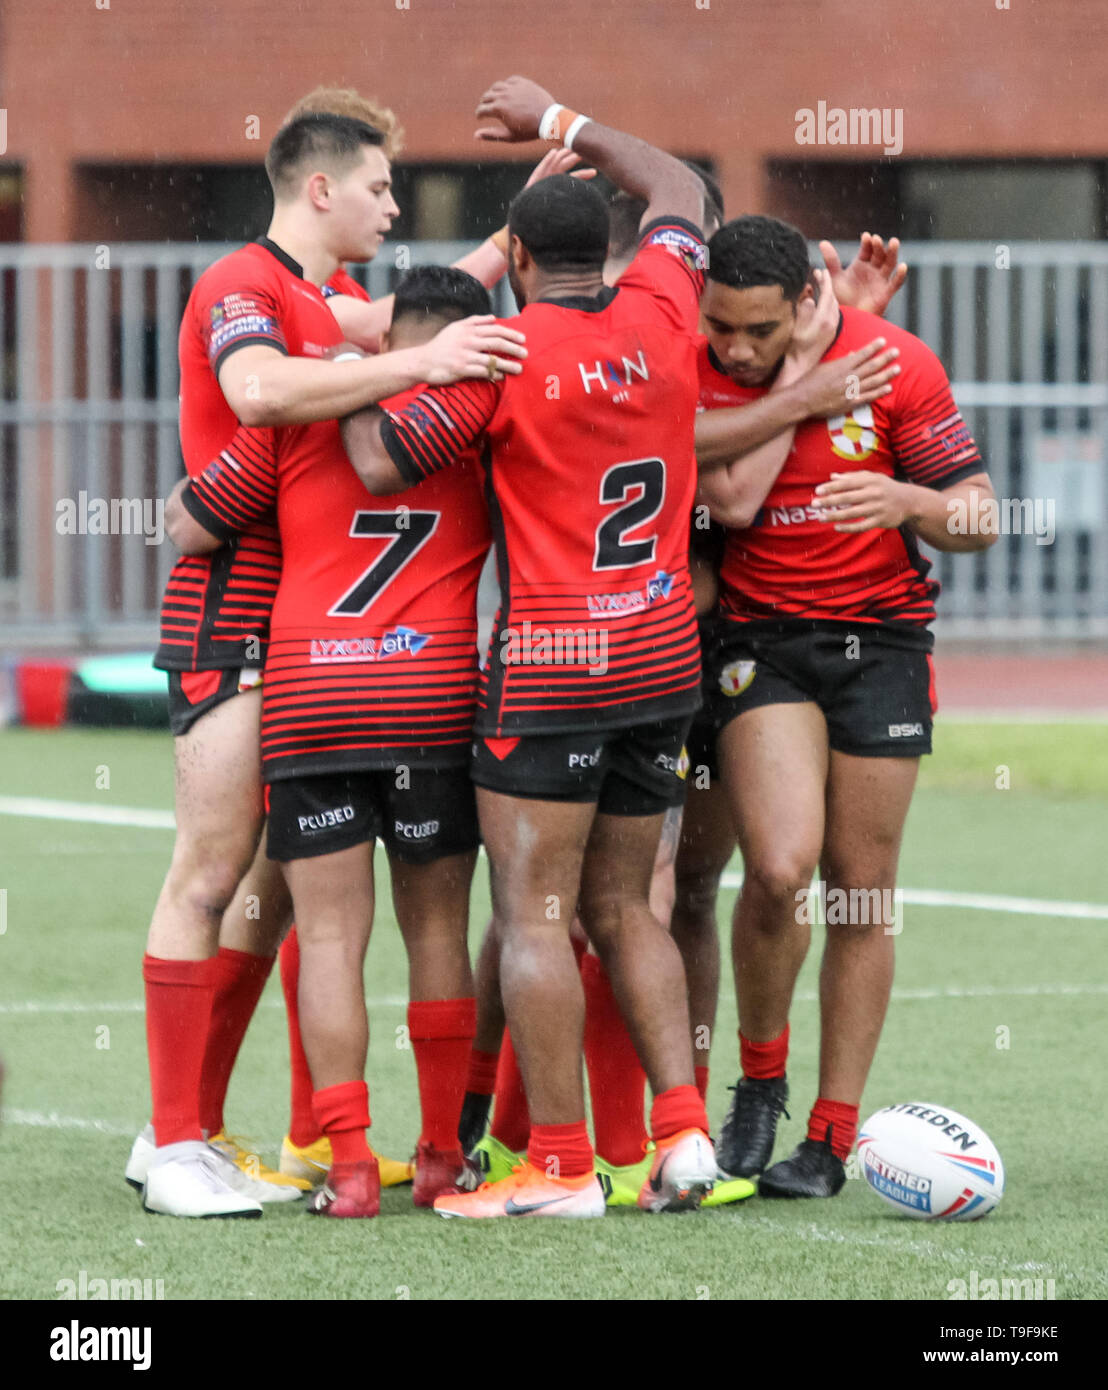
[654,747,690,779]
[568,745,603,769]
[298,805,356,834]
[393,819,440,841]
[888,722,925,738]
[719,659,756,697]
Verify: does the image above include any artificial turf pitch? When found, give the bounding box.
[1,721,1105,1301]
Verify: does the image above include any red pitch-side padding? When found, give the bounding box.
[16,661,73,727]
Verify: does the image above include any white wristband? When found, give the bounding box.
[538,103,565,141]
[332,352,363,363]
[563,114,592,151]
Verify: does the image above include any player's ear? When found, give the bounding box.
[380,327,392,353]
[306,172,331,212]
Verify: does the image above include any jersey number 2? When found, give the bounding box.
[329,510,439,617]
[593,458,665,570]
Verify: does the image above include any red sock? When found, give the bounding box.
[694,1065,710,1104]
[465,1047,500,1095]
[489,1028,530,1152]
[808,1097,859,1160]
[650,1084,709,1143]
[280,928,320,1147]
[528,1120,593,1179]
[313,1080,372,1164]
[198,947,274,1136]
[740,1024,790,1080]
[408,998,476,1150]
[581,953,647,1167]
[143,953,218,1147]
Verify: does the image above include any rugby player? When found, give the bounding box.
[344,74,729,1217]
[169,265,504,1216]
[691,215,997,1196]
[271,92,589,1189]
[136,110,525,1219]
[464,195,907,1207]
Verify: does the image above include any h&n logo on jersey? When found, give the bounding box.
[579,348,649,400]
[828,404,878,461]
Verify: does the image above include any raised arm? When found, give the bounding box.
[475,75,704,231]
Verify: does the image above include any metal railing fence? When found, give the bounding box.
[1,240,1105,646]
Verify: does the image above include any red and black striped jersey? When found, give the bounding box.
[181,404,491,780]
[155,240,346,671]
[378,218,709,737]
[701,307,984,628]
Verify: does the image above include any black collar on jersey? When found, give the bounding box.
[535,284,619,313]
[256,237,305,280]
[706,310,846,380]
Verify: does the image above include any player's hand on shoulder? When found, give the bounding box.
[795,339,901,419]
[475,76,557,143]
[419,315,527,386]
[821,232,908,317]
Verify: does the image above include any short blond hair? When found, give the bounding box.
[283,86,404,161]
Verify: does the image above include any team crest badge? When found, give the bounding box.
[719,660,756,697]
[828,404,878,461]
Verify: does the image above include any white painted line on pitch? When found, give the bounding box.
[0,795,175,830]
[3,1108,136,1139]
[733,1211,1108,1290]
[719,873,1108,921]
[3,797,1106,920]
[3,984,1104,1019]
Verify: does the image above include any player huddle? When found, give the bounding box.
[129,76,996,1220]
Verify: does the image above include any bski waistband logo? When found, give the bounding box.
[310,626,430,663]
[587,570,674,617]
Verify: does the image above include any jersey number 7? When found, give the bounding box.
[329,510,439,617]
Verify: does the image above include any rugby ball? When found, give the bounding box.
[857,1102,1004,1221]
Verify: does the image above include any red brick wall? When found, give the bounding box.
[5,0,1108,241]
